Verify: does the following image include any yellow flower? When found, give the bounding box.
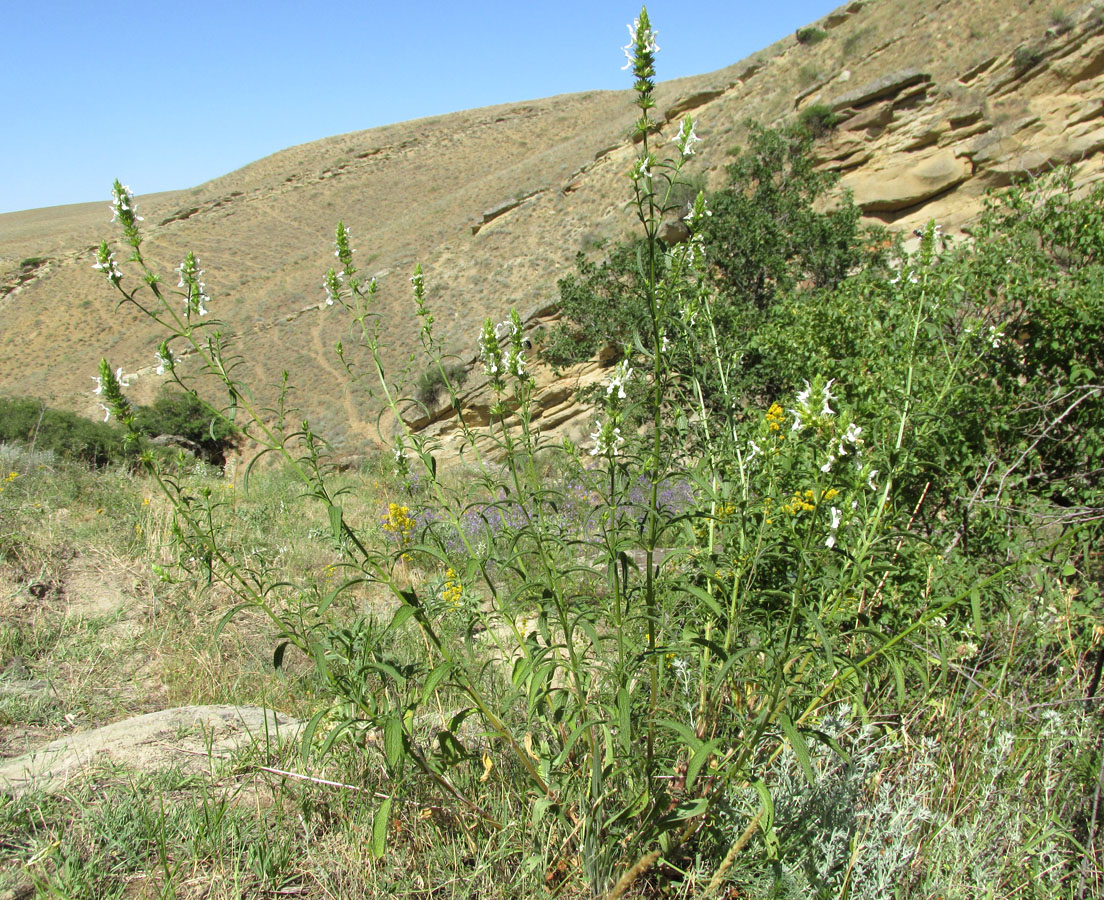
[440,568,464,609]
[765,403,785,432]
[381,502,416,542]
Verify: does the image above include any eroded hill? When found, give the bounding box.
[1,0,1101,449]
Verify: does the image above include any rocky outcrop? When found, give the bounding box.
[841,148,971,214]
[793,6,1104,230]
[471,189,547,235]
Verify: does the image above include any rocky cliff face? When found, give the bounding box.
[1,0,1100,453]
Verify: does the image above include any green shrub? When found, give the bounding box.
[133,387,241,466]
[542,239,652,368]
[797,103,844,139]
[795,26,828,45]
[704,121,868,311]
[1048,9,1074,34]
[546,122,874,371]
[0,396,125,467]
[412,360,469,411]
[1012,44,1045,74]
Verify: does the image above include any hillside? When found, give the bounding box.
[1,0,1101,447]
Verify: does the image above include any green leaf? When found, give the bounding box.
[328,504,343,542]
[778,714,816,785]
[422,662,452,703]
[436,730,467,767]
[371,796,392,859]
[317,718,355,758]
[751,779,779,859]
[617,687,632,753]
[273,641,289,672]
[384,717,404,769]
[655,717,703,755]
[214,602,254,642]
[552,719,603,768]
[680,584,726,618]
[670,797,708,820]
[368,658,408,683]
[300,708,329,763]
[576,618,602,652]
[317,578,369,615]
[685,739,720,793]
[389,603,417,631]
[532,796,554,826]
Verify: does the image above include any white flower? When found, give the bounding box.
[837,421,863,457]
[621,16,659,69]
[987,326,1003,349]
[821,454,835,474]
[323,268,343,306]
[590,420,624,457]
[821,379,836,416]
[684,203,712,226]
[825,506,842,549]
[504,347,526,378]
[92,251,122,282]
[866,469,879,491]
[155,348,173,376]
[177,254,210,316]
[606,359,632,400]
[673,117,702,156]
[176,257,203,288]
[109,183,143,223]
[494,317,519,341]
[99,403,111,422]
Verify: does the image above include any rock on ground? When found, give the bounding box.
[0,705,300,796]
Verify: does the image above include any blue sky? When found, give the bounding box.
[2,1,842,214]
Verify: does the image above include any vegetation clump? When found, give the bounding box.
[1013,43,1046,73]
[795,26,828,45]
[796,102,844,138]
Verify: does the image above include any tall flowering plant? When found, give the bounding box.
[92,8,986,896]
